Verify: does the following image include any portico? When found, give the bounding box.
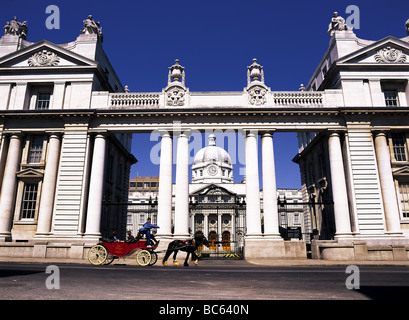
[0,13,408,262]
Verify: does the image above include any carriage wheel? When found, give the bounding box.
[136,249,152,266]
[103,253,115,265]
[88,245,108,266]
[148,251,158,266]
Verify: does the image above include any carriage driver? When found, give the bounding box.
[138,218,159,248]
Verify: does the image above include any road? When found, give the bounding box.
[1,261,409,301]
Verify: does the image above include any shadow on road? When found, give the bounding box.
[357,286,409,300]
[0,269,43,278]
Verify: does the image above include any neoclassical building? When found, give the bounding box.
[0,12,408,261]
[127,135,304,257]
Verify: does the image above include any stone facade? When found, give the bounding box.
[0,13,409,261]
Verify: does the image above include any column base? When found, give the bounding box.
[0,232,12,242]
[263,234,283,240]
[244,238,307,260]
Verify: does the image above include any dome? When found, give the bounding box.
[192,134,232,166]
[192,134,233,183]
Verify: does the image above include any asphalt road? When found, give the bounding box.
[1,261,409,301]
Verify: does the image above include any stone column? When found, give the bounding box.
[374,132,402,234]
[173,131,190,239]
[261,132,281,239]
[217,213,222,242]
[204,213,209,237]
[156,131,173,238]
[244,130,262,238]
[328,132,352,237]
[85,133,106,238]
[0,134,22,240]
[36,133,61,236]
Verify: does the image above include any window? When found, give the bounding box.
[137,182,143,187]
[139,214,145,224]
[322,65,327,78]
[151,182,157,188]
[399,182,409,218]
[20,183,38,219]
[28,137,43,163]
[36,93,51,110]
[130,182,136,188]
[384,91,398,106]
[392,133,407,162]
[144,182,150,188]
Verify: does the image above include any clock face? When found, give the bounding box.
[207,165,218,176]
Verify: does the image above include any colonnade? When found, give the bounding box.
[0,128,403,243]
[155,129,283,241]
[0,132,108,240]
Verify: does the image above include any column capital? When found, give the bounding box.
[45,131,63,137]
[158,129,173,138]
[260,130,276,137]
[372,129,390,137]
[176,129,192,138]
[241,128,259,138]
[5,131,23,139]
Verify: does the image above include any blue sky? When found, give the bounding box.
[2,0,409,189]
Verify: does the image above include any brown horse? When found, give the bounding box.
[162,231,209,266]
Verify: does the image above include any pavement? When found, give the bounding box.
[0,256,408,267]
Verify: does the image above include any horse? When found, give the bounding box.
[162,231,209,267]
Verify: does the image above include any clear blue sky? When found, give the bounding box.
[2,0,408,189]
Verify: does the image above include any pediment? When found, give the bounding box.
[393,166,409,176]
[16,168,44,180]
[337,37,409,65]
[0,40,97,68]
[191,184,236,196]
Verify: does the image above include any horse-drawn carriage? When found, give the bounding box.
[88,231,210,267]
[88,239,158,266]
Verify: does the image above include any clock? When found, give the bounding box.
[207,165,218,176]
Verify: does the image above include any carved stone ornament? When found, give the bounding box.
[166,87,185,106]
[81,15,103,42]
[28,50,60,67]
[374,46,407,63]
[248,85,267,105]
[4,16,28,40]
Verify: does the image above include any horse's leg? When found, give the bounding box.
[184,251,190,267]
[162,242,174,266]
[192,251,199,265]
[173,250,180,266]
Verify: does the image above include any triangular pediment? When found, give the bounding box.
[337,36,409,65]
[0,40,97,68]
[190,184,236,196]
[16,167,44,180]
[393,166,409,176]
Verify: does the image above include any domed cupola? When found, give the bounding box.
[192,134,233,183]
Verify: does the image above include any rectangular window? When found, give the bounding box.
[399,182,409,218]
[28,137,43,163]
[130,182,136,188]
[150,182,157,188]
[384,91,398,106]
[20,183,38,219]
[139,214,145,224]
[137,182,143,188]
[36,93,51,110]
[392,133,407,162]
